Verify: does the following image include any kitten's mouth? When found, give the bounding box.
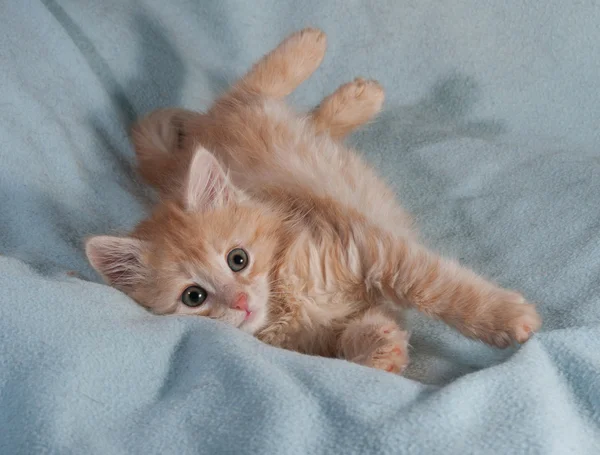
[244,309,253,321]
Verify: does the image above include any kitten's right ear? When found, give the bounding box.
[184,147,240,212]
[85,235,148,293]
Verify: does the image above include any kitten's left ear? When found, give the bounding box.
[185,147,241,212]
[85,235,148,294]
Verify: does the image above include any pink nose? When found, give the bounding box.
[231,293,248,312]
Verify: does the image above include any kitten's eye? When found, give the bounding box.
[181,285,207,307]
[227,248,249,272]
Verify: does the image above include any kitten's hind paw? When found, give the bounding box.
[364,326,410,374]
[340,312,410,375]
[366,342,410,374]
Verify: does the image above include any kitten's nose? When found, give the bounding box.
[231,293,248,312]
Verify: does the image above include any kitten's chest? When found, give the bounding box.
[271,234,372,331]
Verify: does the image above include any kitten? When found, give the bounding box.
[85,29,541,374]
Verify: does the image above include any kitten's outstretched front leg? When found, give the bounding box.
[382,242,542,348]
[339,310,410,374]
[228,28,327,100]
[311,78,385,139]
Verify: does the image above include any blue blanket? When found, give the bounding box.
[1,1,599,453]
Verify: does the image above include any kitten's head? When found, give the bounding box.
[85,148,282,334]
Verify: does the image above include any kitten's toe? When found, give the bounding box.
[362,328,410,374]
[347,78,385,108]
[481,293,542,347]
[295,28,327,48]
[509,303,542,343]
[283,28,327,70]
[328,78,385,120]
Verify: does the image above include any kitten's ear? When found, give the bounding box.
[185,147,239,212]
[85,235,148,293]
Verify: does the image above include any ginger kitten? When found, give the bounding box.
[85,29,541,374]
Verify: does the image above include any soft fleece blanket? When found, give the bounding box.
[1,1,599,453]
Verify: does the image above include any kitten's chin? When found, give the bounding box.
[238,305,268,335]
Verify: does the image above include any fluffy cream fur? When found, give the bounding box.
[86,29,541,374]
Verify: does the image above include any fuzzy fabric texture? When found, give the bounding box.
[1,0,599,453]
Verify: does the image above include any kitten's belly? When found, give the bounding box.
[220,99,414,239]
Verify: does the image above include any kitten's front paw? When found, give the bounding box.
[282,28,327,69]
[477,292,542,348]
[364,325,410,374]
[330,78,385,124]
[342,78,385,110]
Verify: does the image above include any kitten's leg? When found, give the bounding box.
[132,108,197,156]
[339,309,410,374]
[311,78,385,139]
[228,28,327,99]
[381,241,542,348]
[130,108,199,193]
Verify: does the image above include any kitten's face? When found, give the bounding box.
[86,147,282,335]
[137,203,280,334]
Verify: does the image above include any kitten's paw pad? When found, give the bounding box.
[365,327,410,374]
[367,342,410,374]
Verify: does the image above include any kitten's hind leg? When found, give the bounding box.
[311,78,385,139]
[229,28,327,99]
[339,309,410,374]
